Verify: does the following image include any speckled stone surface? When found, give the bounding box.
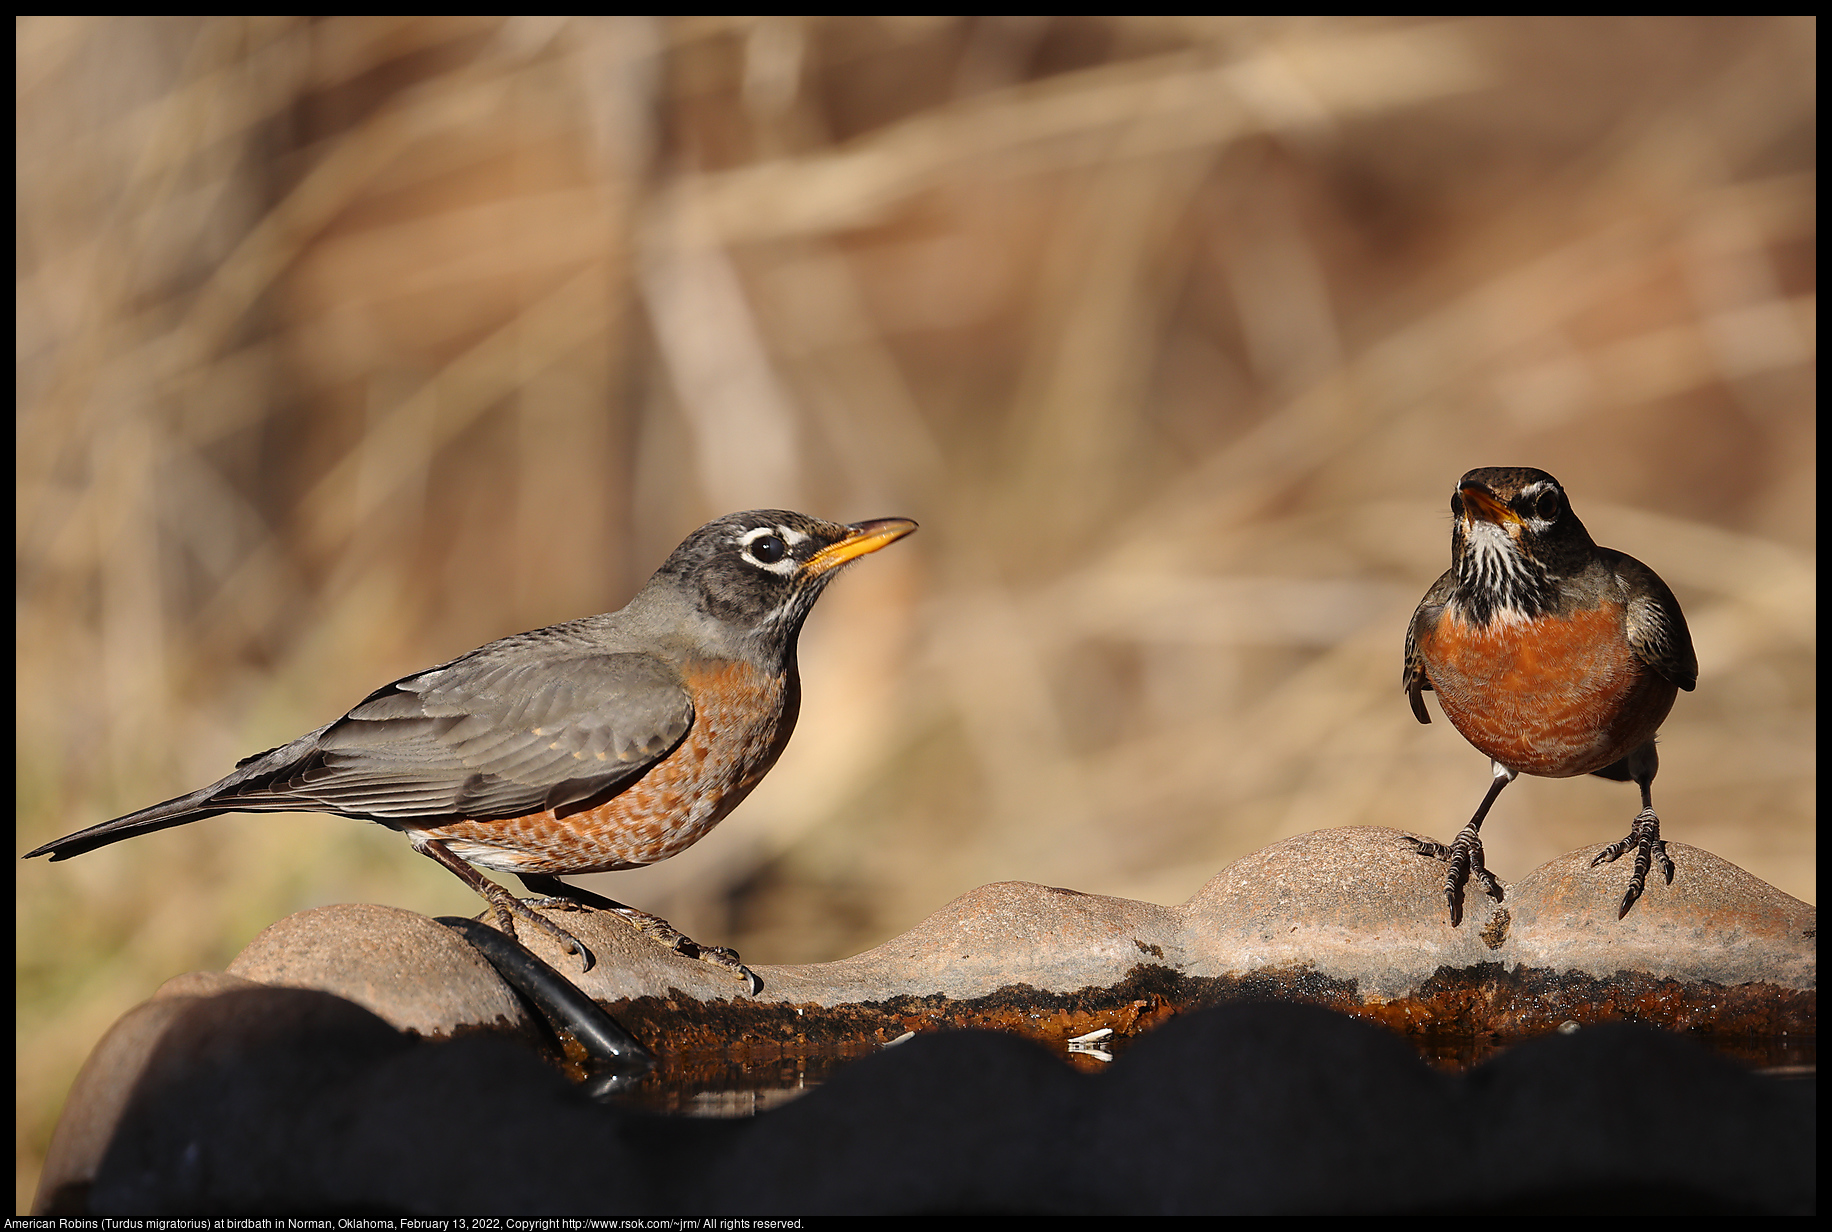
[532,827,1811,1011]
[775,880,1184,1003]
[1178,826,1509,1000]
[227,901,534,1037]
[102,827,1814,1029]
[1504,842,1817,986]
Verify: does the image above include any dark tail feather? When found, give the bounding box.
[22,791,231,861]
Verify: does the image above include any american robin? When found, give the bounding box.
[25,510,917,993]
[1404,467,1696,925]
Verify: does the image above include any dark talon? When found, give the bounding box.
[686,943,763,997]
[1617,884,1640,920]
[570,938,596,972]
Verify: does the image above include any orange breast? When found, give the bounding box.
[424,659,795,874]
[1419,601,1676,777]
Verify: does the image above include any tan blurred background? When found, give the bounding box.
[16,15,1815,1207]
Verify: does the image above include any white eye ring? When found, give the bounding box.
[739,524,809,546]
[738,525,803,574]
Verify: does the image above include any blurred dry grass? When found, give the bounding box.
[16,15,1815,1209]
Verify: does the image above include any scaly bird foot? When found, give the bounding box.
[1405,829,1504,927]
[1590,807,1673,919]
[605,904,763,997]
[474,883,598,972]
[519,875,760,996]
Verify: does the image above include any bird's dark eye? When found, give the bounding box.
[749,534,787,564]
[1532,489,1561,522]
[1449,493,1464,518]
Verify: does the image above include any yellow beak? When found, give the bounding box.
[1458,483,1519,526]
[805,518,918,576]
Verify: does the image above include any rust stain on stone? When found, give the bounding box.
[485,958,1814,1108]
[1478,908,1510,950]
[607,964,1191,1055]
[571,960,1813,1090]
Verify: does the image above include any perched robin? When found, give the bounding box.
[26,510,917,993]
[1404,467,1696,925]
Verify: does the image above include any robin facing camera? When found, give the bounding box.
[1404,467,1696,924]
[25,510,917,994]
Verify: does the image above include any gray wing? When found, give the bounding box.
[1607,549,1698,691]
[1403,570,1454,724]
[26,644,693,860]
[251,649,694,818]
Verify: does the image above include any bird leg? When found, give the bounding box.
[1590,775,1674,919]
[408,835,596,972]
[1407,761,1513,926]
[519,873,762,997]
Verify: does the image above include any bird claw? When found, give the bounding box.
[509,876,757,994]
[1406,828,1504,926]
[672,940,763,997]
[1591,807,1671,919]
[404,838,602,970]
[598,905,762,997]
[480,895,599,973]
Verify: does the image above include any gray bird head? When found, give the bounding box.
[639,510,917,664]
